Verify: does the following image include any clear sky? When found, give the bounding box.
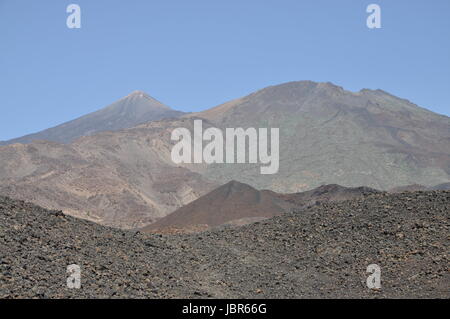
[0,0,449,140]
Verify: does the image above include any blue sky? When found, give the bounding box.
[0,0,449,140]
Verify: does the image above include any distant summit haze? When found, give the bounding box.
[0,90,185,145]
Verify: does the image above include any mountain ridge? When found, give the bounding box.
[190,80,450,192]
[0,91,185,145]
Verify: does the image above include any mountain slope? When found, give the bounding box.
[190,81,450,191]
[0,91,184,145]
[0,118,217,229]
[1,191,449,298]
[142,180,292,232]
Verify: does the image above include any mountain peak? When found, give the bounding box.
[127,90,149,98]
[122,90,156,102]
[141,180,288,232]
[120,91,173,111]
[220,180,257,196]
[1,90,184,145]
[224,179,250,187]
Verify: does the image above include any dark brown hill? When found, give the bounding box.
[142,180,292,233]
[142,182,380,233]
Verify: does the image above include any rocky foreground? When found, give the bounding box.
[0,191,448,298]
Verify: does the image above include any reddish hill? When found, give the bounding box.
[141,182,379,234]
[141,181,291,233]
